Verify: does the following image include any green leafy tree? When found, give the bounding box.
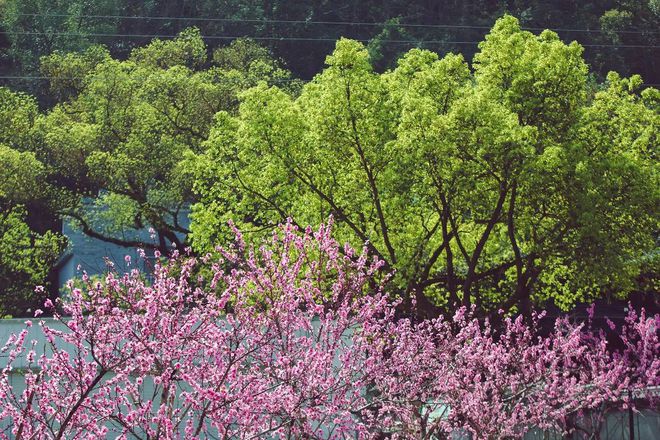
[0,206,65,317]
[0,144,65,317]
[190,16,659,317]
[3,1,658,96]
[598,0,659,81]
[0,0,120,99]
[0,85,39,149]
[129,27,207,70]
[39,44,111,101]
[33,29,294,253]
[0,88,68,316]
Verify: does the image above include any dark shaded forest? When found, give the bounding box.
[1,0,658,101]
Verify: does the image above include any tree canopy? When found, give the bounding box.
[0,142,65,317]
[0,15,657,319]
[2,0,658,98]
[189,16,659,317]
[30,31,293,252]
[0,30,294,315]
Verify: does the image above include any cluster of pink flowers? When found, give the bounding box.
[363,305,659,438]
[1,221,658,439]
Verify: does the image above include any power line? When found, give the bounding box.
[14,12,660,35]
[4,31,660,49]
[2,76,659,89]
[0,75,305,82]
[2,30,486,44]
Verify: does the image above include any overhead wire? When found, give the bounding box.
[2,75,658,89]
[0,75,304,82]
[3,31,659,49]
[2,13,657,84]
[13,12,660,35]
[3,76,656,89]
[4,30,483,44]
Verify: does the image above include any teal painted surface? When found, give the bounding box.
[58,207,190,290]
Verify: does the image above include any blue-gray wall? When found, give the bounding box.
[58,208,190,289]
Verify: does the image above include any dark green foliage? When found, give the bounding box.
[1,0,658,96]
[0,142,66,317]
[0,206,65,317]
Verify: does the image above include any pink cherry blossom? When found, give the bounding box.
[0,220,657,439]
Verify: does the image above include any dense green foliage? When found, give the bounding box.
[1,0,658,97]
[0,10,657,318]
[0,206,64,317]
[0,139,65,317]
[190,16,659,316]
[0,32,291,315]
[29,32,292,251]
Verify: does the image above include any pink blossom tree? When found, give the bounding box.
[1,220,658,439]
[361,306,658,439]
[1,221,389,439]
